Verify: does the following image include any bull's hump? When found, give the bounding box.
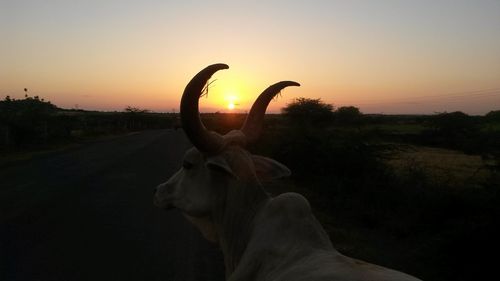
[267,192,311,219]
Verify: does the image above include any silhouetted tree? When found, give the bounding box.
[485,110,500,122]
[0,95,58,146]
[124,106,150,114]
[281,97,334,128]
[123,106,151,130]
[334,106,363,126]
[428,111,478,137]
[419,111,482,151]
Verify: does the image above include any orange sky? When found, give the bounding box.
[2,1,500,114]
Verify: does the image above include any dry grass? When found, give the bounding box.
[388,146,493,187]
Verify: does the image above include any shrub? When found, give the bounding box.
[0,95,58,146]
[485,110,500,122]
[282,97,334,128]
[427,111,478,137]
[334,106,363,126]
[420,111,483,152]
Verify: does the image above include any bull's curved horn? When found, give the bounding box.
[181,63,228,153]
[241,81,300,142]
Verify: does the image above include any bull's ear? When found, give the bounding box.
[206,155,235,176]
[252,155,291,181]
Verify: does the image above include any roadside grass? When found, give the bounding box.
[257,121,499,281]
[366,123,425,135]
[482,122,500,132]
[266,158,499,281]
[266,177,432,279]
[388,145,493,188]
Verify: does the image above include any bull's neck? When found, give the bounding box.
[213,179,270,278]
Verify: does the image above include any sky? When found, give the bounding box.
[1,0,500,114]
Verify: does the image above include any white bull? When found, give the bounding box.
[154,64,422,281]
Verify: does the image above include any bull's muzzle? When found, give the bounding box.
[153,185,175,210]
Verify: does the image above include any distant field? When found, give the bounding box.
[369,123,426,135]
[388,146,493,187]
[483,122,500,131]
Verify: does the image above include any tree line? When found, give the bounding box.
[1,94,499,280]
[2,95,499,154]
[0,95,177,150]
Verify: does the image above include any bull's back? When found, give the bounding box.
[246,193,422,281]
[270,251,422,281]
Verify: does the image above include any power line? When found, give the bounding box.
[348,89,500,106]
[402,88,500,100]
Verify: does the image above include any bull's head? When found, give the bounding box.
[154,63,299,242]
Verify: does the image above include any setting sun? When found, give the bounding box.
[2,1,499,115]
[225,94,239,111]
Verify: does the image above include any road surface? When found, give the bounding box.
[1,130,225,281]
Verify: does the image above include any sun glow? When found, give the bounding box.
[225,94,239,111]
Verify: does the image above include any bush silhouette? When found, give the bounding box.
[485,110,500,122]
[281,97,334,128]
[420,111,483,152]
[334,106,363,126]
[428,111,477,137]
[0,95,58,146]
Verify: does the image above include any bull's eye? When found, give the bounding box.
[183,161,194,170]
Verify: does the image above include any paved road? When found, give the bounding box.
[1,130,225,281]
